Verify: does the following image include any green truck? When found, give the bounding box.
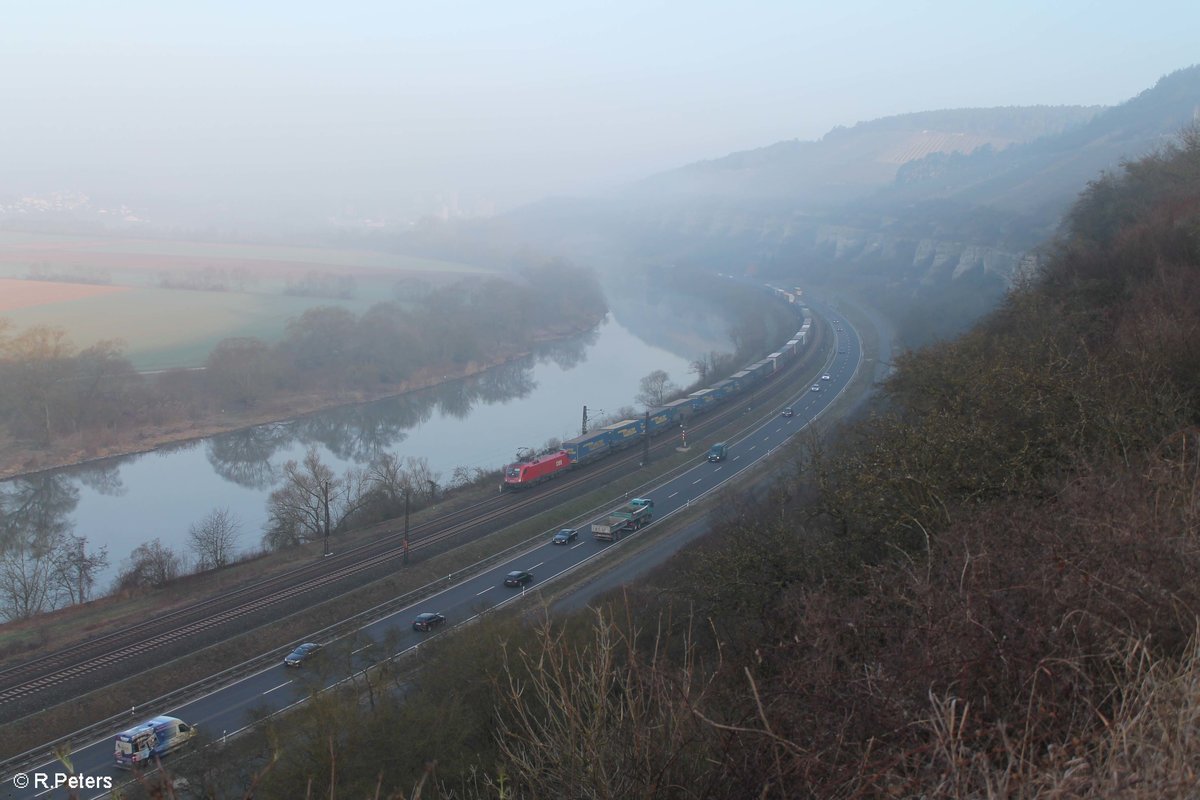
[591,498,654,541]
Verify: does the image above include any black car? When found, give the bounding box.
[412,612,446,632]
[781,407,794,417]
[552,528,578,544]
[284,642,322,667]
[504,570,533,587]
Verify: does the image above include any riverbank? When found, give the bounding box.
[0,319,603,482]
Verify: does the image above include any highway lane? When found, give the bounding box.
[2,306,861,800]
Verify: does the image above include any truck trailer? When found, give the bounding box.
[591,501,654,541]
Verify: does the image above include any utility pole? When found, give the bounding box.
[402,489,410,565]
[582,405,588,436]
[322,479,332,557]
[642,410,650,466]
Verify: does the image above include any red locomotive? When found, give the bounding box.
[503,449,571,489]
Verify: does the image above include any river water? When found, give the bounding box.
[0,297,729,590]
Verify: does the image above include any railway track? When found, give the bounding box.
[0,321,827,715]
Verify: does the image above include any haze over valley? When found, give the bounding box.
[2,3,1200,798]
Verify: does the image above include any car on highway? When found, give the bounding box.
[810,385,820,392]
[284,642,322,667]
[504,570,533,587]
[552,528,578,544]
[412,612,446,632]
[821,374,831,381]
[781,407,794,417]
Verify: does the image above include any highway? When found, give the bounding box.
[2,306,862,800]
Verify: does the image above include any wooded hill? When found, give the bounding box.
[171,128,1200,798]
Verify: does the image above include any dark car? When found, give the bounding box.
[552,528,577,544]
[504,570,533,587]
[781,407,794,417]
[412,612,446,632]
[284,642,322,667]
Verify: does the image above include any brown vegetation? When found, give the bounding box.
[36,130,1200,798]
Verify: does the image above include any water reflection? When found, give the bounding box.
[202,334,584,490]
[206,424,289,490]
[0,473,80,554]
[0,313,697,597]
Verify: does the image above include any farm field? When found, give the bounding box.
[0,231,495,370]
[0,230,487,275]
[0,282,367,370]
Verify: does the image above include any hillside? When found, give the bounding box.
[175,128,1200,799]
[625,106,1100,211]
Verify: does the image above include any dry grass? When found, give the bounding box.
[875,634,1200,799]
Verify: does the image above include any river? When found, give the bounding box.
[0,298,729,593]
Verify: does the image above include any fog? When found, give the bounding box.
[2,1,1197,229]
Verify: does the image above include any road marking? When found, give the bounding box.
[692,477,703,484]
[749,445,756,450]
[528,562,544,570]
[353,644,372,654]
[763,436,770,441]
[264,681,292,695]
[668,491,679,498]
[571,541,586,549]
[476,587,492,596]
[733,455,741,461]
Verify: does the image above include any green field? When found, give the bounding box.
[0,231,497,370]
[1,287,370,370]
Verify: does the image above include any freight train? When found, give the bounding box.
[502,304,814,490]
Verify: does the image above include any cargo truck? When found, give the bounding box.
[592,501,654,541]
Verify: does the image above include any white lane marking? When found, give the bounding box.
[264,680,292,695]
[763,436,770,442]
[570,541,586,550]
[749,445,756,450]
[668,491,679,498]
[353,644,372,654]
[476,586,492,596]
[692,477,703,484]
[528,562,544,570]
[733,456,741,461]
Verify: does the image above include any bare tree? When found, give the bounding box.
[400,455,442,504]
[636,369,678,407]
[265,447,371,553]
[450,465,471,489]
[50,533,108,605]
[116,538,182,590]
[188,508,242,569]
[0,548,56,621]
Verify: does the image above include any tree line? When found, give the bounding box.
[0,260,605,455]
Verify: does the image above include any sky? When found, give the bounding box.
[1,0,1197,225]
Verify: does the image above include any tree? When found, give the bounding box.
[0,324,76,444]
[50,533,108,605]
[205,337,275,409]
[188,508,242,569]
[265,447,371,553]
[636,369,678,407]
[116,538,182,591]
[0,548,55,621]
